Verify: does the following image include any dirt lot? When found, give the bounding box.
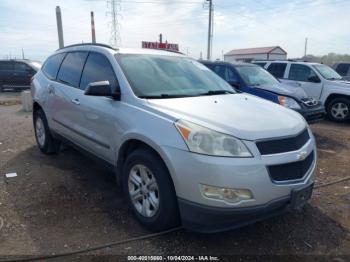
[0,93,350,261]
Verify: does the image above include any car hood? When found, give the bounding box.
[147,93,306,140]
[255,83,308,100]
[331,80,350,86]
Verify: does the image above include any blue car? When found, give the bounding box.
[201,61,325,123]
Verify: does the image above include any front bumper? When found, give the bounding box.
[179,181,314,233]
[295,105,325,123]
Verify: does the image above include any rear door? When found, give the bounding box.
[50,52,89,143]
[0,61,14,88]
[283,64,323,99]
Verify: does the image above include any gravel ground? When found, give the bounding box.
[0,93,349,261]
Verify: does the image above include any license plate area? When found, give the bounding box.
[290,183,314,209]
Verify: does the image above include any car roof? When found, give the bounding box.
[55,43,185,57]
[252,60,322,66]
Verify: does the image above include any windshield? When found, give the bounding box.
[313,64,342,80]
[235,65,280,86]
[30,61,42,70]
[116,54,234,98]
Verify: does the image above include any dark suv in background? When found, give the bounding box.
[0,59,41,92]
[332,62,350,81]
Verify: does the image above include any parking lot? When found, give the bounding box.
[0,92,350,260]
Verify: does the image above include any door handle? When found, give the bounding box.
[71,98,80,105]
[297,82,302,87]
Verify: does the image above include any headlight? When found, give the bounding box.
[278,96,301,110]
[175,120,252,157]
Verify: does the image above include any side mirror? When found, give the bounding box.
[308,75,320,83]
[228,80,240,88]
[84,81,120,99]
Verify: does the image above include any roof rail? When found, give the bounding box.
[56,43,117,51]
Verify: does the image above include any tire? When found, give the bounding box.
[122,147,180,231]
[33,109,61,154]
[326,97,350,123]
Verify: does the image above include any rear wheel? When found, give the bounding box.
[122,147,180,231]
[33,109,61,154]
[327,97,350,122]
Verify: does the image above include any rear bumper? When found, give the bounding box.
[178,182,313,233]
[296,106,325,123]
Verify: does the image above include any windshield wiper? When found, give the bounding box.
[138,94,195,99]
[327,77,342,81]
[198,90,235,96]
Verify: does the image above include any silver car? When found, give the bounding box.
[31,44,316,233]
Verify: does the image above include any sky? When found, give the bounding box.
[0,0,349,62]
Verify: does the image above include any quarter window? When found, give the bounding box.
[42,53,66,80]
[57,52,88,87]
[288,64,318,82]
[267,63,287,78]
[80,53,118,91]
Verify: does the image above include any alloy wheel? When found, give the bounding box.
[331,102,349,120]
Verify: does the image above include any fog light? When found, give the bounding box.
[201,184,253,203]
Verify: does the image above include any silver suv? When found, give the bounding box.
[254,60,350,122]
[32,44,316,233]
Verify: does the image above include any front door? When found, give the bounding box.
[282,64,323,99]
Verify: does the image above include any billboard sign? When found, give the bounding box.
[142,41,179,52]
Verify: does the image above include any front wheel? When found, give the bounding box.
[122,147,180,232]
[33,109,61,154]
[327,97,350,122]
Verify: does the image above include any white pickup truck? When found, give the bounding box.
[253,60,350,122]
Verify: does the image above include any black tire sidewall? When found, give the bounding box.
[327,97,350,122]
[33,109,51,152]
[122,148,179,231]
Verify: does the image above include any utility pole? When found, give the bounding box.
[56,6,64,48]
[21,48,25,59]
[206,0,213,60]
[108,0,121,47]
[91,11,96,43]
[304,37,308,58]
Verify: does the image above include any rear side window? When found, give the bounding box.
[0,61,13,71]
[336,64,350,76]
[288,64,318,82]
[42,53,66,79]
[267,63,287,78]
[80,53,118,91]
[57,52,88,87]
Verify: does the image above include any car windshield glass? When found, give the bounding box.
[313,64,342,80]
[116,54,234,98]
[235,65,280,86]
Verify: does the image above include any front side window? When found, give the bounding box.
[80,53,118,91]
[235,65,279,86]
[212,65,238,82]
[288,64,319,82]
[14,62,31,71]
[313,64,342,80]
[267,63,287,78]
[57,52,88,87]
[116,54,234,98]
[42,53,66,80]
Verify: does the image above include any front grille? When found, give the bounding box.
[267,151,314,182]
[256,129,310,155]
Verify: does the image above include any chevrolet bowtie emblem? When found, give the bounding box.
[297,151,308,161]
